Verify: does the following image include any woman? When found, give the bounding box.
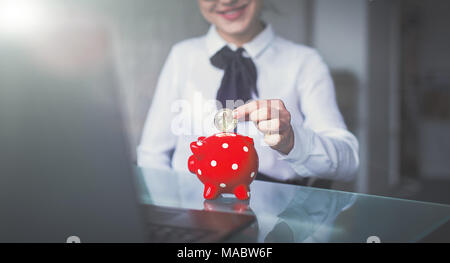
[137,0,359,185]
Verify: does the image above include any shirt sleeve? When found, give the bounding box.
[279,50,359,181]
[137,47,180,170]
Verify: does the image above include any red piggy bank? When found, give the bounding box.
[188,132,259,200]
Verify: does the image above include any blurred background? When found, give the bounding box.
[1,0,449,204]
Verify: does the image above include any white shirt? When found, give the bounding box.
[137,25,359,182]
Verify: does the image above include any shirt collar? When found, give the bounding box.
[205,24,275,59]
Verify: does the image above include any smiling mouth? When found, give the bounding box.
[216,4,248,20]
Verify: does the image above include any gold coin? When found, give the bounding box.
[214,108,237,132]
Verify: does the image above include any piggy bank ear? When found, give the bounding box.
[190,141,200,154]
[191,137,206,155]
[190,141,205,159]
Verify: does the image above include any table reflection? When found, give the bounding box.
[137,167,357,243]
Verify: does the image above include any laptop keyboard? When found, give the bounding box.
[146,224,214,243]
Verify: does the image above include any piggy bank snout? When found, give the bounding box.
[188,155,197,173]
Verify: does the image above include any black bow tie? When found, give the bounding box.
[210,46,258,109]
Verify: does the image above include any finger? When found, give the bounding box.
[233,100,267,121]
[249,107,278,123]
[271,99,287,110]
[264,133,282,147]
[257,119,281,134]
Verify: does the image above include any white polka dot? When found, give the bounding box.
[222,143,229,149]
[220,183,226,188]
[232,164,238,170]
[247,192,250,197]
[196,141,203,146]
[243,146,248,152]
[250,172,255,178]
[197,169,202,175]
[211,160,217,167]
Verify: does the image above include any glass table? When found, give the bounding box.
[135,167,450,243]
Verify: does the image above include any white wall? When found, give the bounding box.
[262,0,310,44]
[311,0,369,193]
[312,0,368,79]
[312,0,405,195]
[366,0,402,194]
[415,0,450,178]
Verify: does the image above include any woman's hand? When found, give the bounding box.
[233,100,294,155]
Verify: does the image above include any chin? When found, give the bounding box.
[218,20,253,37]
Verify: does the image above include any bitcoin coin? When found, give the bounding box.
[214,108,237,132]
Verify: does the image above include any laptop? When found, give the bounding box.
[0,29,254,243]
